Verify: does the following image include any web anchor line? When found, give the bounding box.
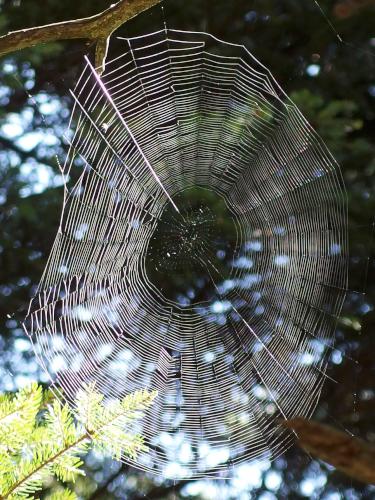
[84,55,180,214]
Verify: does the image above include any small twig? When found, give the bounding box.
[0,0,163,73]
[95,37,110,74]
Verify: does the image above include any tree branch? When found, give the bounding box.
[0,0,162,72]
[283,418,375,485]
[333,0,375,18]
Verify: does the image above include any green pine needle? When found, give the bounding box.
[0,383,157,500]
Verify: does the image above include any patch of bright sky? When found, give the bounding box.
[310,338,327,354]
[331,350,343,364]
[19,160,63,197]
[300,472,327,496]
[13,338,31,352]
[17,131,52,151]
[232,460,271,490]
[204,447,230,467]
[74,223,89,241]
[36,94,61,115]
[330,243,341,255]
[264,470,282,491]
[240,273,261,288]
[274,255,289,266]
[183,459,272,498]
[306,64,321,77]
[255,304,265,315]
[253,384,268,400]
[162,461,191,479]
[0,85,11,104]
[0,189,7,205]
[234,256,253,268]
[0,346,48,391]
[154,434,201,478]
[245,240,262,251]
[51,355,67,373]
[300,352,315,365]
[2,61,17,74]
[216,279,236,294]
[204,351,215,362]
[184,480,223,498]
[0,84,65,197]
[259,493,277,500]
[211,300,232,314]
[273,226,286,235]
[361,302,373,314]
[96,343,113,362]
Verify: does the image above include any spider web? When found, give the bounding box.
[23,29,348,478]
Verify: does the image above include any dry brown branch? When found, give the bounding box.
[0,0,162,72]
[333,0,375,18]
[283,418,375,485]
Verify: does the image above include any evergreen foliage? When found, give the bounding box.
[0,382,157,499]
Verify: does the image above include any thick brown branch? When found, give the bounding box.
[333,0,375,18]
[0,0,162,72]
[283,418,375,485]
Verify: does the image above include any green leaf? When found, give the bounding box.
[46,488,78,500]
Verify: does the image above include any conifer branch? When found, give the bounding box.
[2,433,88,499]
[0,383,157,500]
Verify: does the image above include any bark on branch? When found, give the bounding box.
[0,0,162,72]
[333,0,375,18]
[283,418,375,485]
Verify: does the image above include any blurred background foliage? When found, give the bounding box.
[0,0,374,498]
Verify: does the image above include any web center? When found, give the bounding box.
[145,188,238,306]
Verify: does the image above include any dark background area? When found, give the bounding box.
[0,0,374,498]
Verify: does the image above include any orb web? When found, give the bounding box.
[23,29,348,478]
